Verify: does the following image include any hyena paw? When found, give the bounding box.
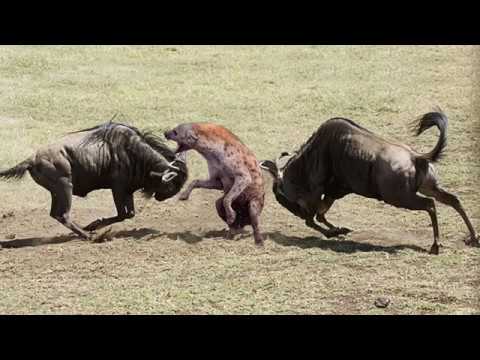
[226,210,236,225]
[178,192,190,201]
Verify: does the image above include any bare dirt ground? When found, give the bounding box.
[1,177,478,314]
[0,45,479,314]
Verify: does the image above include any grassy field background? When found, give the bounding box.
[0,45,478,314]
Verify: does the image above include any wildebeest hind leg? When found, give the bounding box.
[397,194,440,255]
[315,196,352,236]
[420,185,478,246]
[51,178,91,240]
[84,191,135,231]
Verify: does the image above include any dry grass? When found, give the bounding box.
[0,45,479,314]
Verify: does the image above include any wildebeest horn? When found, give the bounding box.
[149,170,178,182]
[162,171,178,182]
[259,160,279,179]
[167,163,180,171]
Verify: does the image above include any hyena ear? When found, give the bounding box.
[186,132,199,145]
[259,160,279,179]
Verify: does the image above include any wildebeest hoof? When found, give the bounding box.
[429,243,440,255]
[464,236,480,247]
[324,228,344,238]
[84,219,103,232]
[336,227,352,236]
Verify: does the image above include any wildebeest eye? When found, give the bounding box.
[280,152,290,157]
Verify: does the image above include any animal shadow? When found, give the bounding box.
[1,234,78,249]
[0,227,161,249]
[154,229,251,244]
[112,228,162,240]
[266,231,427,254]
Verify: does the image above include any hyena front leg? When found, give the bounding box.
[179,177,223,200]
[223,174,251,225]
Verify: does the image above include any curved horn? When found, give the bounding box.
[259,160,279,179]
[162,171,178,183]
[149,170,178,183]
[149,171,163,179]
[167,162,180,171]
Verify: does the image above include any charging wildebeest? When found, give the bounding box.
[0,121,188,240]
[260,109,478,254]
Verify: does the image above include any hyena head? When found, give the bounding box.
[164,124,199,154]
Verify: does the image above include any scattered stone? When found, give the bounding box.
[5,233,16,240]
[2,211,14,219]
[374,297,391,308]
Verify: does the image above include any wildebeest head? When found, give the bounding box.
[164,124,199,153]
[260,152,309,219]
[145,151,188,201]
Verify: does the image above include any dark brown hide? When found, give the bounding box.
[261,110,478,254]
[0,122,188,239]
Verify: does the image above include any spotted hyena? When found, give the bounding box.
[164,123,265,245]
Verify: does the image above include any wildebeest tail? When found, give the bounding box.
[411,108,448,163]
[0,159,32,181]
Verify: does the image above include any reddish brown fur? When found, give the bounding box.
[165,123,266,245]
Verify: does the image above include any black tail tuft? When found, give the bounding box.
[0,160,32,181]
[410,107,448,163]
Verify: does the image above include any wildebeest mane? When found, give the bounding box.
[74,121,176,162]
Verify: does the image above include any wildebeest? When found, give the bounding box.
[0,121,188,240]
[164,123,266,245]
[260,109,478,254]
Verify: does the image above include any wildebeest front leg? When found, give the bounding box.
[84,191,135,231]
[178,178,223,201]
[315,196,352,236]
[305,217,341,238]
[51,178,91,240]
[223,175,251,225]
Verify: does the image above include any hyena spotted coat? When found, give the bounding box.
[164,123,266,245]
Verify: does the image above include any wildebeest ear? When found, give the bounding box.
[174,151,187,163]
[259,160,279,178]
